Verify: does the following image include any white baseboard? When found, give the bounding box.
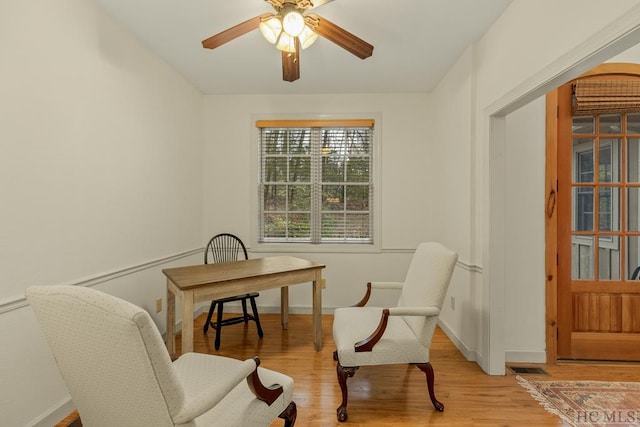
[437,319,476,362]
[245,305,336,315]
[27,397,75,427]
[505,350,547,363]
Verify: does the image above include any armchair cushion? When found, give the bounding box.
[333,307,429,367]
[171,354,255,423]
[190,366,294,427]
[396,243,458,346]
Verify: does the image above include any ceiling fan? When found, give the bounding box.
[201,0,374,82]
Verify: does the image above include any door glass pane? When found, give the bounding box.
[600,114,622,134]
[627,236,640,279]
[599,139,620,183]
[628,114,640,134]
[573,116,594,134]
[572,235,594,280]
[627,188,640,231]
[573,139,594,182]
[573,186,594,231]
[598,236,620,280]
[628,138,640,182]
[598,186,619,231]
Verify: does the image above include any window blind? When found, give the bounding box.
[572,79,640,115]
[257,119,374,244]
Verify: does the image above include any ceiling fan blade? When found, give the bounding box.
[202,13,271,50]
[312,15,373,59]
[282,38,300,82]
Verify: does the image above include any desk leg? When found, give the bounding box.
[280,286,289,330]
[181,291,194,354]
[313,270,323,351]
[166,281,176,358]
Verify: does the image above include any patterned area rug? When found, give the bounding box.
[517,376,640,426]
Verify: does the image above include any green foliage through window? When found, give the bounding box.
[258,122,373,244]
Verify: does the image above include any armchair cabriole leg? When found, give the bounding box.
[336,362,358,422]
[416,362,444,412]
[278,401,297,427]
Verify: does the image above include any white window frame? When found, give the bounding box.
[250,114,382,253]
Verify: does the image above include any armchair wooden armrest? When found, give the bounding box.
[354,306,441,352]
[354,309,390,352]
[388,307,440,316]
[246,356,284,406]
[353,281,404,307]
[174,356,284,423]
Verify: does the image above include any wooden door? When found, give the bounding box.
[556,65,640,360]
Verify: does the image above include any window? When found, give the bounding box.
[256,119,374,245]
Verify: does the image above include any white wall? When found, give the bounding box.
[0,1,204,425]
[430,47,478,357]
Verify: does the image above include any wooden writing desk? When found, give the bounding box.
[163,255,325,358]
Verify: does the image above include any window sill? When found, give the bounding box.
[250,242,382,254]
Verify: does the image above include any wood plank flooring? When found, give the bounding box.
[57,312,640,426]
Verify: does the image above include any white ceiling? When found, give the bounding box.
[93,0,512,95]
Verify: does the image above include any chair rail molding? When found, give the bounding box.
[456,259,482,274]
[0,248,203,315]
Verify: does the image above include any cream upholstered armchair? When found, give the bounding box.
[332,242,458,422]
[26,285,297,427]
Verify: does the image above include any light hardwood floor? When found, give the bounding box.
[58,312,640,426]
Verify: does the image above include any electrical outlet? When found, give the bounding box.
[155,298,162,313]
[321,278,327,289]
[450,296,455,310]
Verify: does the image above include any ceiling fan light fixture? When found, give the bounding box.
[259,15,282,44]
[298,24,318,49]
[281,7,305,37]
[275,31,297,53]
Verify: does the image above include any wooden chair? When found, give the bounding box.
[203,233,264,350]
[26,285,297,426]
[331,242,458,422]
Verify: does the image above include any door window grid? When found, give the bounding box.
[571,113,640,280]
